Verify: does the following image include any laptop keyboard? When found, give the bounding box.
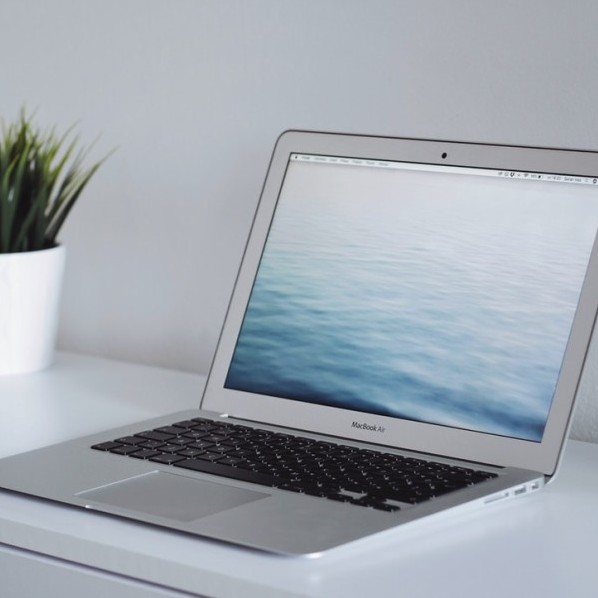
[92,417,497,512]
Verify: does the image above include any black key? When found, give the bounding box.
[183,430,210,440]
[149,453,186,465]
[191,419,221,432]
[274,480,304,491]
[366,500,401,512]
[202,434,228,443]
[115,436,146,446]
[159,444,187,454]
[91,441,123,452]
[172,419,202,429]
[139,440,166,449]
[221,438,250,448]
[324,493,355,504]
[218,456,245,467]
[175,458,278,487]
[168,437,195,447]
[156,426,186,436]
[374,489,428,504]
[187,440,215,450]
[236,460,266,472]
[136,431,175,442]
[471,471,498,482]
[209,445,234,454]
[194,452,224,463]
[130,449,161,460]
[110,445,142,456]
[174,448,205,458]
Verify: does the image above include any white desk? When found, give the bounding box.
[1,352,597,598]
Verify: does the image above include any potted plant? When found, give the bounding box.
[0,109,106,375]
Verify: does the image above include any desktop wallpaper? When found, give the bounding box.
[225,160,598,441]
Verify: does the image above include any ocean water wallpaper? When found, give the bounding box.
[226,161,598,441]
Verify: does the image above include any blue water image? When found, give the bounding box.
[225,164,598,441]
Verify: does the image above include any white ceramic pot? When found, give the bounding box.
[0,245,66,375]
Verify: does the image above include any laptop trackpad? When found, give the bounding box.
[77,471,269,522]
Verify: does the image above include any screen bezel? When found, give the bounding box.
[202,130,598,476]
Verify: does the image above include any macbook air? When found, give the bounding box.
[1,130,598,556]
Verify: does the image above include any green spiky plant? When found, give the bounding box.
[0,109,106,253]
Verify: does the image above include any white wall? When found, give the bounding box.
[1,0,596,442]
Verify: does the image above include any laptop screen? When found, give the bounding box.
[224,152,598,443]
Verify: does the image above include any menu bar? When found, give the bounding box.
[290,153,598,186]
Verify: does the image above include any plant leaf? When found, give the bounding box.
[0,108,110,253]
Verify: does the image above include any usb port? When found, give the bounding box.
[513,486,526,496]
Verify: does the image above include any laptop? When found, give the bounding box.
[1,130,598,556]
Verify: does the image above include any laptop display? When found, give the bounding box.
[225,153,598,442]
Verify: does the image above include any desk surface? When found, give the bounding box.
[1,352,597,598]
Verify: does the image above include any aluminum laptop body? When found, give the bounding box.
[1,130,598,556]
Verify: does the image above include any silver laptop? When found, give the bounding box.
[2,130,598,556]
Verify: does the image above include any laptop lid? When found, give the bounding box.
[202,131,598,477]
